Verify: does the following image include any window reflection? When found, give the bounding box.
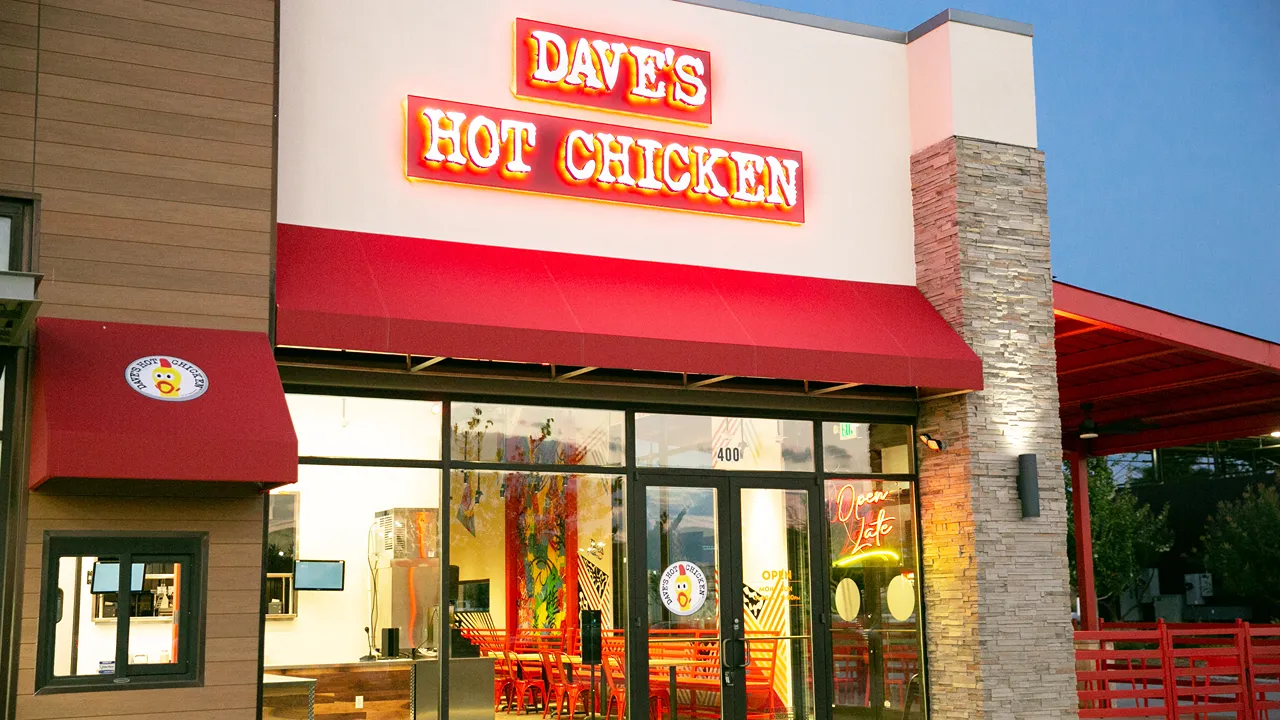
[451,402,625,466]
[822,423,913,474]
[636,413,814,471]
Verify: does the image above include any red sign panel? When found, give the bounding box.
[405,95,804,224]
[513,18,713,125]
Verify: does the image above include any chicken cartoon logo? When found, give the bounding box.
[125,356,209,402]
[660,561,707,616]
[673,565,693,612]
[151,359,182,397]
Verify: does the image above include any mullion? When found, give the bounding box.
[114,551,131,680]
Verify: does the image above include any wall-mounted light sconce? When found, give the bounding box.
[918,433,945,452]
[1017,453,1040,518]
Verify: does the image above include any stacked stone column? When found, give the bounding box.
[913,136,1077,720]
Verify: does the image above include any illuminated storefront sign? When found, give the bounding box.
[832,483,896,561]
[405,95,805,223]
[513,18,713,124]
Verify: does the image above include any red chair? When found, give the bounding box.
[510,650,547,714]
[603,654,627,720]
[542,650,592,719]
[494,649,518,710]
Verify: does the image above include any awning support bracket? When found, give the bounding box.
[808,382,863,396]
[686,375,734,389]
[409,356,447,372]
[552,366,597,382]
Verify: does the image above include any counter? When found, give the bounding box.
[265,657,493,720]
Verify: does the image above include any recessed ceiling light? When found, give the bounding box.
[1271,431,1280,438]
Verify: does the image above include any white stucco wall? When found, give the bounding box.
[277,0,918,286]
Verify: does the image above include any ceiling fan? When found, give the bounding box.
[1075,402,1159,440]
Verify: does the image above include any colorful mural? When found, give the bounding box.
[507,472,573,629]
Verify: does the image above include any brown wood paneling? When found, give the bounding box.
[0,20,38,48]
[154,0,273,22]
[0,157,32,190]
[40,253,270,296]
[37,73,272,126]
[205,610,262,639]
[37,303,268,331]
[0,0,38,26]
[42,235,269,276]
[0,88,34,114]
[15,684,259,718]
[38,95,274,146]
[209,543,266,568]
[38,27,272,83]
[275,665,416,720]
[35,143,271,188]
[35,164,271,210]
[15,492,265,720]
[42,212,270,253]
[38,188,270,231]
[39,50,274,104]
[0,135,32,162]
[206,636,262,663]
[38,5,271,62]
[43,0,273,42]
[0,65,35,93]
[36,117,271,167]
[0,110,35,139]
[39,279,269,320]
[0,42,36,70]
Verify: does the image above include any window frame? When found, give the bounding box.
[34,532,208,694]
[0,198,29,272]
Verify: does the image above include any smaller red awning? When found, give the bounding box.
[29,318,297,489]
[275,225,984,391]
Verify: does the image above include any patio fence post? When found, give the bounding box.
[1240,621,1256,720]
[1159,619,1177,720]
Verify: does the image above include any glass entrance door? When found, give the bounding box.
[629,476,822,720]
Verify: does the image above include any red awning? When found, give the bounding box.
[275,224,983,390]
[29,318,297,489]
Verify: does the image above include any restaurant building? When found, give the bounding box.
[0,2,1076,719]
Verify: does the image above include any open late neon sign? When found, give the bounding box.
[403,18,805,223]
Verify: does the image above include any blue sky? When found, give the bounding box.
[762,0,1280,341]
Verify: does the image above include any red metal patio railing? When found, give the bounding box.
[1075,621,1280,719]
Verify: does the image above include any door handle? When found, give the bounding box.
[722,636,745,670]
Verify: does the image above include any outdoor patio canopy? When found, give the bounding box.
[1054,281,1280,631]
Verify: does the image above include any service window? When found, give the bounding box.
[36,533,206,692]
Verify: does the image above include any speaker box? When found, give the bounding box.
[381,626,401,659]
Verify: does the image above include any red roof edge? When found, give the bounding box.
[1053,281,1280,373]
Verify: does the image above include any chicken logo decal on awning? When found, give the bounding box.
[125,356,208,402]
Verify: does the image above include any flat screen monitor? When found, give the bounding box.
[458,580,490,612]
[295,560,345,591]
[91,563,144,594]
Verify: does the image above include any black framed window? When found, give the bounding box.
[0,198,28,272]
[35,533,207,693]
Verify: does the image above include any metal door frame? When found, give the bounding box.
[626,469,831,720]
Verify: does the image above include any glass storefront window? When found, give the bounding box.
[451,402,625,466]
[263,466,442,666]
[266,493,299,617]
[449,469,627,713]
[636,413,814,471]
[825,478,923,719]
[822,422,914,474]
[287,393,442,460]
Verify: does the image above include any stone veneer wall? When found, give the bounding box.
[911,137,1077,720]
